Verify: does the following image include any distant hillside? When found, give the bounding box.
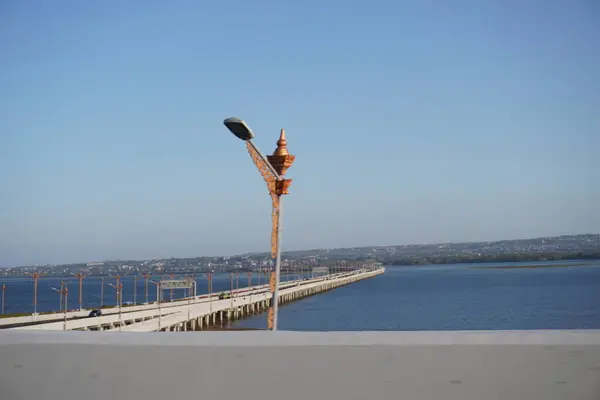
[237,234,600,261]
[3,234,598,275]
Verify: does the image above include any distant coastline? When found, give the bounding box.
[468,262,597,270]
[382,251,600,266]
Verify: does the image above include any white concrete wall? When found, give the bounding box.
[0,330,598,400]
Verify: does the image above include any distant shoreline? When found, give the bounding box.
[383,254,600,267]
[468,262,597,270]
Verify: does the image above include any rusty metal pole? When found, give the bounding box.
[60,281,65,312]
[142,273,150,304]
[208,273,213,313]
[63,287,68,330]
[229,272,234,309]
[25,272,43,315]
[157,282,162,330]
[79,275,83,310]
[226,121,295,332]
[34,275,38,314]
[1,284,5,315]
[118,283,122,330]
[113,275,121,305]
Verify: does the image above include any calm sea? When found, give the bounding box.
[233,260,600,331]
[1,261,599,331]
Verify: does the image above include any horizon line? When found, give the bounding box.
[2,232,598,269]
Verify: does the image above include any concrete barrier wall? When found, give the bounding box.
[0,330,598,400]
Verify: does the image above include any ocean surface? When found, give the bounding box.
[232,261,600,331]
[2,261,599,331]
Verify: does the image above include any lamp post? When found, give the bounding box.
[100,276,105,307]
[229,272,234,308]
[151,280,163,331]
[1,284,5,315]
[108,281,123,331]
[223,117,295,331]
[72,271,89,311]
[110,274,122,305]
[207,272,213,313]
[50,284,69,330]
[59,281,65,311]
[24,272,43,315]
[169,274,175,301]
[141,272,151,304]
[133,276,137,306]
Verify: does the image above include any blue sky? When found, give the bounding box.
[1,0,598,266]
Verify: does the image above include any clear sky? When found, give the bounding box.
[1,0,598,266]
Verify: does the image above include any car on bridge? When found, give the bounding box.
[219,293,231,300]
[88,310,102,317]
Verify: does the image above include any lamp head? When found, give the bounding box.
[223,117,255,141]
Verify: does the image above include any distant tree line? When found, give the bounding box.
[381,251,600,266]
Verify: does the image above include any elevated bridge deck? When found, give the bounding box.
[6,268,384,332]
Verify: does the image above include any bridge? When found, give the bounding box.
[2,267,384,332]
[3,265,599,399]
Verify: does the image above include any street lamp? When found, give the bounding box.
[133,276,137,306]
[72,271,89,311]
[108,281,123,331]
[207,272,213,313]
[1,284,6,315]
[222,117,295,331]
[24,272,43,316]
[100,276,105,307]
[150,280,163,331]
[141,272,152,304]
[50,284,69,330]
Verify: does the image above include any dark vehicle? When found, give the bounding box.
[219,293,231,300]
[89,309,102,317]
